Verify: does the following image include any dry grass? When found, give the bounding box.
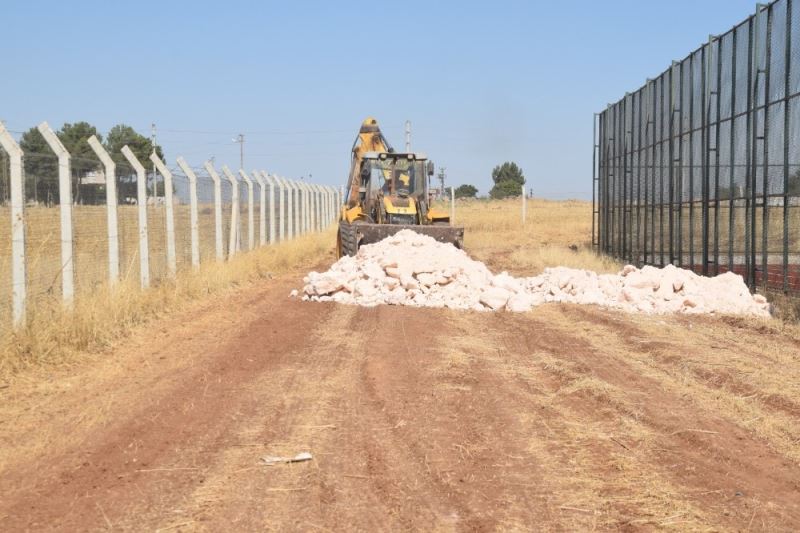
[455,198,621,275]
[0,227,334,378]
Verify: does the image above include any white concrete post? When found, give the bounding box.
[261,171,276,244]
[276,175,286,242]
[121,146,150,289]
[313,184,321,231]
[176,157,200,269]
[298,182,307,234]
[222,166,240,257]
[37,122,74,306]
[239,169,254,251]
[0,123,26,326]
[87,135,119,286]
[150,153,177,278]
[521,184,527,224]
[253,171,266,246]
[305,183,312,233]
[328,186,334,226]
[303,182,310,233]
[203,162,224,261]
[450,186,455,224]
[294,181,303,235]
[284,178,295,240]
[296,180,304,235]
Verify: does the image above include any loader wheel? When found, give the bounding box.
[338,222,358,257]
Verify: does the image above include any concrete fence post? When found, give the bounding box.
[521,184,527,225]
[301,182,310,233]
[38,122,74,306]
[328,187,339,224]
[253,171,266,246]
[304,183,314,233]
[450,186,455,224]
[203,162,224,261]
[320,186,327,227]
[222,166,240,257]
[313,184,322,231]
[176,157,200,269]
[275,176,286,242]
[0,123,26,326]
[329,186,335,225]
[121,146,150,289]
[239,169,254,251]
[261,171,276,244]
[87,135,119,286]
[150,153,177,278]
[285,178,295,239]
[296,181,304,235]
[295,181,308,235]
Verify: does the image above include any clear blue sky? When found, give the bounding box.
[2,0,757,199]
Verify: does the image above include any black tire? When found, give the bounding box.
[339,222,358,257]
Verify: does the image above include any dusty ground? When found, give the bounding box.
[1,200,799,531]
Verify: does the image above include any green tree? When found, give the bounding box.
[19,127,57,204]
[454,184,478,199]
[58,122,102,203]
[104,124,164,202]
[489,162,525,199]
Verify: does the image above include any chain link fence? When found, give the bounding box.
[593,0,800,293]
[0,129,340,333]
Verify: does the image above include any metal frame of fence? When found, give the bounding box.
[593,0,800,294]
[0,120,342,329]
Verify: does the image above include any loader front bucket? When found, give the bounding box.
[339,222,465,257]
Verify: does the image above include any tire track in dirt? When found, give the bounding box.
[510,305,800,530]
[0,277,336,531]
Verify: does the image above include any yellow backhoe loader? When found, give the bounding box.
[337,117,464,256]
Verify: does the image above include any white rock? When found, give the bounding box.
[480,287,511,310]
[296,229,771,318]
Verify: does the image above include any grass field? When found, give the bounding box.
[3,197,799,378]
[1,197,800,529]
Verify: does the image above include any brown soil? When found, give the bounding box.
[1,272,799,531]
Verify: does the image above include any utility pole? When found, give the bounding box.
[404,120,411,152]
[234,134,245,169]
[151,123,157,200]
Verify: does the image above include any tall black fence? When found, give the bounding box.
[593,0,800,293]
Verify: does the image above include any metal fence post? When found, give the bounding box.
[121,146,150,289]
[203,161,224,261]
[87,135,119,286]
[176,157,200,269]
[222,166,240,256]
[253,171,266,246]
[37,122,74,306]
[150,153,177,278]
[239,169,254,251]
[0,123,26,326]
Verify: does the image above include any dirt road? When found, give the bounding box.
[2,268,800,531]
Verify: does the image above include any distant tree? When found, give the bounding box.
[58,122,102,203]
[19,127,57,204]
[454,184,478,199]
[104,124,164,202]
[489,162,525,199]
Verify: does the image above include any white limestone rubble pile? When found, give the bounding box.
[299,230,770,317]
